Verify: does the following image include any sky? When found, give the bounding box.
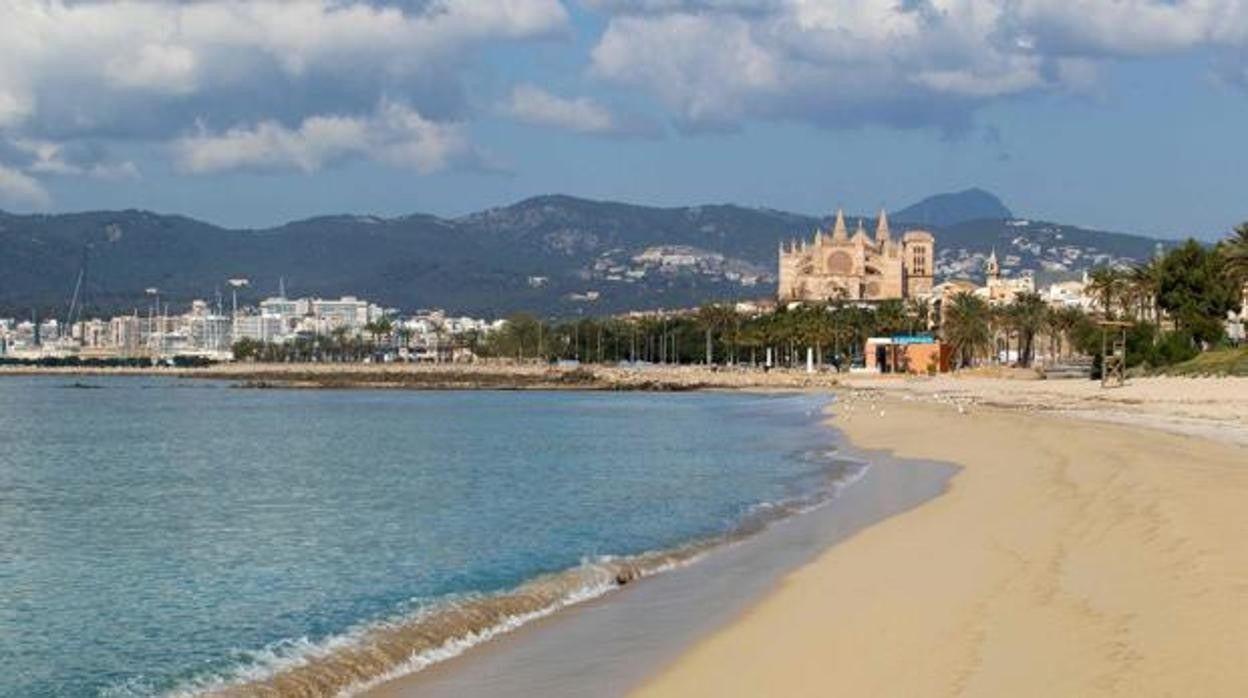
[0,1,1245,240]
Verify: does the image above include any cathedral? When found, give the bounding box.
[777,209,935,302]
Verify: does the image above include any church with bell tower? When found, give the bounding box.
[777,208,935,302]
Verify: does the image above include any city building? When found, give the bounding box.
[232,313,285,343]
[778,209,934,302]
[309,296,380,330]
[185,301,233,353]
[977,250,1035,305]
[109,315,144,353]
[1041,273,1095,311]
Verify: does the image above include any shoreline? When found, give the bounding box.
[0,362,844,392]
[359,408,956,698]
[634,390,1248,697]
[74,388,920,698]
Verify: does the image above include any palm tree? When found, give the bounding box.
[1044,305,1079,361]
[365,316,393,349]
[1126,259,1161,324]
[696,303,735,365]
[1043,305,1062,363]
[990,303,1013,364]
[846,306,877,362]
[1008,292,1048,367]
[396,326,414,352]
[942,292,992,369]
[1222,222,1248,288]
[1086,266,1125,319]
[429,317,447,363]
[875,299,906,336]
[329,326,350,362]
[905,297,932,334]
[773,310,802,367]
[736,321,764,367]
[787,303,832,368]
[756,314,782,367]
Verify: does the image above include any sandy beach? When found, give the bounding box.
[9,363,1246,696]
[635,379,1248,697]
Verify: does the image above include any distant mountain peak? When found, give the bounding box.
[893,188,1012,228]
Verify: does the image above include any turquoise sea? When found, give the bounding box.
[0,377,860,697]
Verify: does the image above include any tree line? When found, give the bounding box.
[483,225,1246,372]
[945,225,1246,369]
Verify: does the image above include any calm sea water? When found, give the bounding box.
[0,377,853,698]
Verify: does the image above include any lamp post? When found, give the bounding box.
[144,287,159,359]
[227,278,249,345]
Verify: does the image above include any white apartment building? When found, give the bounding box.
[1041,278,1095,310]
[310,296,380,330]
[109,316,144,352]
[257,296,382,337]
[232,314,285,343]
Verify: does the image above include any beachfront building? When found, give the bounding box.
[864,335,951,374]
[1227,281,1248,347]
[778,209,935,303]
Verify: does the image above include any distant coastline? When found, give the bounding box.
[0,362,845,392]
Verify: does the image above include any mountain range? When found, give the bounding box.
[0,189,1177,318]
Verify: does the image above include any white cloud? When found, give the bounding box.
[0,89,30,129]
[0,162,50,208]
[587,0,1248,130]
[0,0,569,136]
[103,43,199,95]
[1005,0,1248,57]
[502,84,660,137]
[174,100,474,174]
[14,139,140,180]
[0,0,568,195]
[591,13,787,127]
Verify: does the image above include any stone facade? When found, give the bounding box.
[778,209,935,302]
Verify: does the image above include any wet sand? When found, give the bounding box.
[635,393,1248,697]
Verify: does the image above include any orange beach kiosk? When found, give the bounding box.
[864,335,952,375]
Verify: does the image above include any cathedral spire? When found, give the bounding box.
[986,248,1000,279]
[831,208,848,242]
[852,217,867,242]
[875,208,890,243]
